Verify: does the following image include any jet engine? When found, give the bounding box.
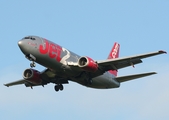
[78,56,98,72]
[23,69,42,85]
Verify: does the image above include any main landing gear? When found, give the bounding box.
[54,84,64,92]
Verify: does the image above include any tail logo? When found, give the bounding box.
[111,43,119,58]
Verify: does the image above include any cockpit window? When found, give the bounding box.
[24,37,30,39]
[23,36,36,40]
[30,37,36,40]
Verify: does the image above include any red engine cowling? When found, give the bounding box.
[78,56,98,72]
[23,69,42,85]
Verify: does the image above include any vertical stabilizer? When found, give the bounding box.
[108,42,120,76]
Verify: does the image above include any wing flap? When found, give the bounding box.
[102,58,142,71]
[116,72,156,83]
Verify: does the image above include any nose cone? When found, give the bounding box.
[18,40,23,47]
[18,40,25,50]
[18,40,27,54]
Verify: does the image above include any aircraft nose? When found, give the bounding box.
[18,40,23,47]
[18,40,27,54]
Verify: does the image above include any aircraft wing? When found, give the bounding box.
[4,79,25,87]
[4,69,68,87]
[97,50,166,71]
[116,72,156,83]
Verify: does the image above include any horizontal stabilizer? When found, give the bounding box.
[116,72,156,83]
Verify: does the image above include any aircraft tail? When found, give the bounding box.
[108,42,120,76]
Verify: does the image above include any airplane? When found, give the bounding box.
[4,36,166,92]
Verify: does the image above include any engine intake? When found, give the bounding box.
[23,69,42,85]
[78,56,98,72]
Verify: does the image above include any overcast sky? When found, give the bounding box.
[0,1,169,120]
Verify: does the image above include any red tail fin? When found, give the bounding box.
[108,42,120,76]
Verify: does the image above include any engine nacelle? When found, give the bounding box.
[23,69,42,85]
[78,56,98,72]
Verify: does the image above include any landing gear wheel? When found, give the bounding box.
[54,85,60,92]
[30,62,36,68]
[54,84,64,92]
[59,84,64,91]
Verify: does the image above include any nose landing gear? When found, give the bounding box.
[30,61,36,68]
[25,54,36,68]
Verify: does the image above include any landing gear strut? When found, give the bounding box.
[54,84,64,92]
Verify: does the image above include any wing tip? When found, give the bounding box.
[159,50,167,54]
[151,72,157,74]
[142,72,157,75]
[4,84,9,87]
